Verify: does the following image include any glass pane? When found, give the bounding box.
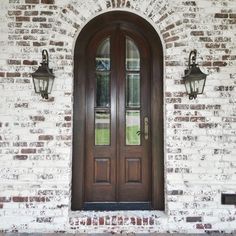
[96,72,110,107]
[126,73,140,108]
[126,37,140,71]
[126,110,141,145]
[95,111,110,146]
[96,38,110,71]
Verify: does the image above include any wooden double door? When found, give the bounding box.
[84,26,151,207]
[72,11,164,211]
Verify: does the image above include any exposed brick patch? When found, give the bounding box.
[23,60,37,65]
[30,116,45,122]
[41,0,55,4]
[215,13,228,18]
[12,197,28,202]
[186,217,202,223]
[21,148,36,154]
[25,0,39,3]
[38,135,54,140]
[0,197,11,202]
[16,16,30,22]
[6,72,20,77]
[13,155,28,160]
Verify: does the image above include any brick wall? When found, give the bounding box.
[0,0,236,234]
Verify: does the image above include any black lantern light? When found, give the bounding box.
[183,49,207,100]
[32,49,55,99]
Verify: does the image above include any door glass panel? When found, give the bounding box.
[126,110,141,145]
[126,37,140,71]
[96,72,110,107]
[126,73,140,108]
[96,38,110,71]
[95,110,110,146]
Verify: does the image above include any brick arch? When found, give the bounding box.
[48,0,185,57]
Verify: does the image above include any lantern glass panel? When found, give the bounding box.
[198,78,206,94]
[184,80,191,95]
[32,77,40,93]
[47,76,54,94]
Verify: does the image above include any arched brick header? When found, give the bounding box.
[48,0,185,55]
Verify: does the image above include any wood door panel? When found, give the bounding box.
[94,158,111,183]
[125,158,142,183]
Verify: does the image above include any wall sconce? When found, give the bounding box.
[183,49,207,100]
[32,49,55,99]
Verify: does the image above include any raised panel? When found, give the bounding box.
[125,158,142,183]
[94,158,110,183]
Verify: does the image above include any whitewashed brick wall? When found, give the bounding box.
[0,0,236,234]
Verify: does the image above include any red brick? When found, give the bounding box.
[30,116,45,122]
[39,135,54,141]
[213,61,227,67]
[190,117,206,122]
[25,0,39,3]
[215,13,228,18]
[21,148,36,154]
[23,60,37,65]
[186,216,202,222]
[86,217,91,225]
[12,197,28,202]
[196,223,204,229]
[191,31,204,36]
[8,10,22,16]
[0,197,11,202]
[99,217,104,225]
[130,217,136,225]
[24,11,39,16]
[117,216,123,225]
[165,23,175,31]
[143,217,148,225]
[137,217,142,225]
[14,155,28,160]
[32,17,47,22]
[7,72,21,77]
[16,16,30,22]
[29,197,46,202]
[165,36,179,42]
[41,0,55,3]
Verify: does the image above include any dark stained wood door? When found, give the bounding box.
[84,26,151,204]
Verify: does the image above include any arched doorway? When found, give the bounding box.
[72,11,164,210]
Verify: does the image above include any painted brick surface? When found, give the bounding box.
[0,0,236,234]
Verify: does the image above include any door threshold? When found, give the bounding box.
[83,202,153,211]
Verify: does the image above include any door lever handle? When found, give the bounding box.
[144,117,149,140]
[136,117,149,140]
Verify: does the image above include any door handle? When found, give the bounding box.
[136,117,149,140]
[144,116,149,140]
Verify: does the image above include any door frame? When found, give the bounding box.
[72,11,164,210]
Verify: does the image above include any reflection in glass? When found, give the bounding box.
[126,73,140,108]
[96,72,110,107]
[126,37,140,71]
[96,38,110,71]
[126,110,141,145]
[95,111,110,146]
